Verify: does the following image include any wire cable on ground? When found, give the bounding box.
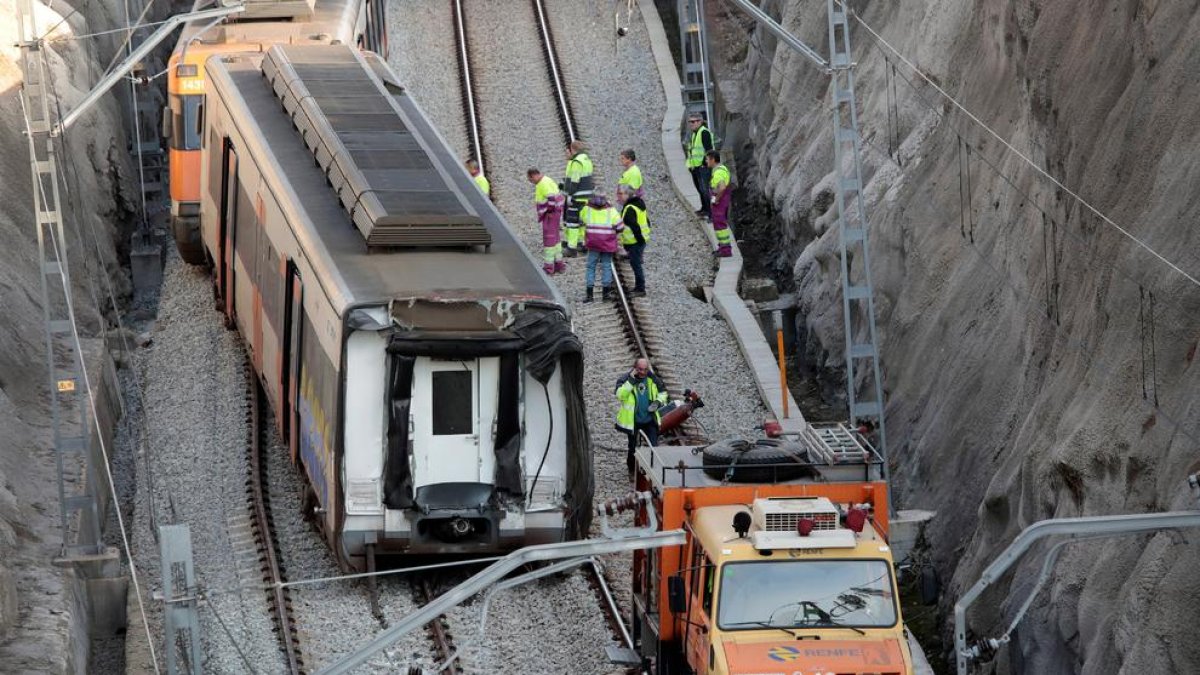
[204,599,262,674]
[858,39,1199,349]
[833,0,1200,290]
[19,91,162,675]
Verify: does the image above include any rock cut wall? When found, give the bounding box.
[717,0,1200,672]
[0,0,136,670]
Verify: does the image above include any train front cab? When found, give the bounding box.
[165,43,260,265]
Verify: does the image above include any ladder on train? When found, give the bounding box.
[15,0,105,556]
[827,0,888,471]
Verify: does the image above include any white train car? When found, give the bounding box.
[198,44,592,570]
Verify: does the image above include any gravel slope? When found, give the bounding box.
[125,252,281,673]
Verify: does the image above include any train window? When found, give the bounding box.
[431,370,473,435]
[169,94,204,150]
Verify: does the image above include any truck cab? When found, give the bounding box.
[632,428,915,675]
[674,497,911,674]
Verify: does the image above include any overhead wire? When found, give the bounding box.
[833,0,1200,291]
[48,17,173,42]
[43,27,171,531]
[853,78,1200,449]
[850,34,1200,349]
[740,17,1200,448]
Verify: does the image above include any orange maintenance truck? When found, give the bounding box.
[631,428,915,675]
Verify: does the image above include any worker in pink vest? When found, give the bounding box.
[527,168,567,275]
[706,150,733,258]
[581,193,623,303]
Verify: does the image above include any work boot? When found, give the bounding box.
[564,246,578,258]
[554,260,567,274]
[631,287,646,297]
[582,286,594,303]
[543,263,555,275]
[601,286,614,302]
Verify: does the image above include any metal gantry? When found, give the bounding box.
[721,0,889,498]
[826,0,889,488]
[677,0,715,134]
[16,0,104,556]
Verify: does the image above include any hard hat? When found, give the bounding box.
[588,193,607,207]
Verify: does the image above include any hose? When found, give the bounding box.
[527,382,553,505]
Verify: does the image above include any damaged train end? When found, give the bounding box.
[197,44,592,571]
[338,299,593,568]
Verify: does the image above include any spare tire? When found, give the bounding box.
[701,438,819,482]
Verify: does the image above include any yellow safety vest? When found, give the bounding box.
[618,203,650,245]
[687,125,711,168]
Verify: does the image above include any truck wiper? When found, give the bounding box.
[794,617,866,636]
[722,620,800,639]
[790,602,865,635]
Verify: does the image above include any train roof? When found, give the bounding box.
[205,45,565,313]
[176,0,360,53]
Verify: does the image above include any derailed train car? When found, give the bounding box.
[196,43,592,570]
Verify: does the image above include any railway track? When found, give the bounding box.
[452,0,488,184]
[413,574,464,674]
[246,369,305,674]
[530,0,707,444]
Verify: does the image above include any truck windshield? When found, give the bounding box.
[717,559,897,630]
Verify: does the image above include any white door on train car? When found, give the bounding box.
[410,357,499,487]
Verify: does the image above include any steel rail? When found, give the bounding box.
[247,375,304,674]
[451,0,487,175]
[531,0,576,143]
[609,259,650,363]
[416,575,463,674]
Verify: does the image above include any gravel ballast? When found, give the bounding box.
[123,255,430,672]
[124,252,281,673]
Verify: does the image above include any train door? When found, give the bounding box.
[410,357,499,488]
[218,139,239,323]
[281,262,303,462]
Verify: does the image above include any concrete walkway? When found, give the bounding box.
[639,0,805,433]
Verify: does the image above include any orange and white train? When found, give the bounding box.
[165,0,388,262]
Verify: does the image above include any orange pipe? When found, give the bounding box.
[777,327,788,419]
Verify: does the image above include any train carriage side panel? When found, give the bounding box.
[340,316,388,538]
[201,55,347,551]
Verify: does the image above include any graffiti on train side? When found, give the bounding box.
[299,369,334,508]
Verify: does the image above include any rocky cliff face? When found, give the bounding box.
[0,0,136,669]
[713,0,1200,672]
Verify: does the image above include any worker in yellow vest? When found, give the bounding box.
[617,149,644,202]
[562,140,594,257]
[617,184,650,296]
[706,150,733,257]
[527,168,567,275]
[685,114,714,217]
[466,158,490,198]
